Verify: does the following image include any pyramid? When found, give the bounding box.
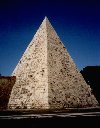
[8,17,98,109]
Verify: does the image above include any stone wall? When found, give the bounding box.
[8,18,49,109]
[0,76,16,109]
[46,17,98,109]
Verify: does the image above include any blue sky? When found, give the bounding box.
[0,0,100,76]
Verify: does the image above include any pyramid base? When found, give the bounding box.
[1,106,100,115]
[8,103,99,111]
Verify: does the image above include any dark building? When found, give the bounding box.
[0,76,16,109]
[80,66,100,104]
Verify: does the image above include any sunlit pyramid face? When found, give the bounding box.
[8,17,98,109]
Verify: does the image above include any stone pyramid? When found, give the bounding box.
[8,17,98,109]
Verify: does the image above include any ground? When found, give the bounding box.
[0,108,100,128]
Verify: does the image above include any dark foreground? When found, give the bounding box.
[0,108,100,128]
[0,115,100,128]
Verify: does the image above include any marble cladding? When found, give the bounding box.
[8,17,98,109]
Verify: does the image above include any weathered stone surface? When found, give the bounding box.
[8,17,99,109]
[0,76,16,109]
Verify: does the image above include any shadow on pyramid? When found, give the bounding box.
[8,17,99,110]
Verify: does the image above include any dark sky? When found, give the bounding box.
[0,0,100,76]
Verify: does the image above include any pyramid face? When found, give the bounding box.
[8,17,98,109]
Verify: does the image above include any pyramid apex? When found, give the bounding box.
[43,16,49,23]
[44,16,48,20]
[42,16,51,29]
